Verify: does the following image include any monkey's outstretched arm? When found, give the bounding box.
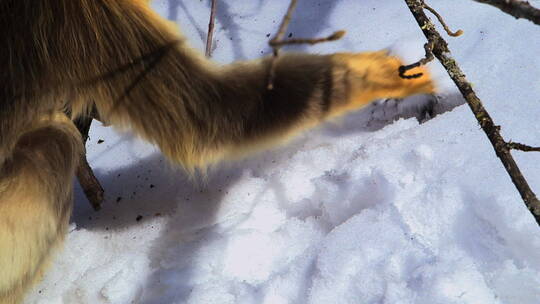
[5,0,434,171]
[68,1,434,170]
[0,2,434,301]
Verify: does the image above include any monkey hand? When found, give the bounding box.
[329,51,436,115]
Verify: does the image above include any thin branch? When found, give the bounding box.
[473,0,540,25]
[267,0,299,90]
[266,0,345,89]
[422,1,464,36]
[508,142,540,152]
[270,0,299,53]
[399,0,463,79]
[205,0,218,57]
[404,0,540,225]
[269,30,346,47]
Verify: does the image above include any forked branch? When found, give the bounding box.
[403,0,540,225]
[473,0,540,25]
[266,0,345,89]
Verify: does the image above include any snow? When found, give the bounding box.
[25,0,540,303]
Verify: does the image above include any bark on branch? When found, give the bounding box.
[205,0,218,57]
[507,142,540,152]
[473,0,540,25]
[403,0,540,225]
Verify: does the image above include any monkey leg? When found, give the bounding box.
[0,114,82,304]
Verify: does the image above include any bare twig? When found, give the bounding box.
[270,0,299,53]
[404,0,540,225]
[422,1,464,36]
[267,0,299,90]
[473,0,540,25]
[266,0,345,89]
[269,30,346,47]
[74,112,104,211]
[205,0,218,57]
[508,142,540,152]
[399,0,463,79]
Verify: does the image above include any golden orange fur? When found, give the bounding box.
[0,0,434,303]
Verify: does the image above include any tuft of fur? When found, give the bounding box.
[0,0,435,302]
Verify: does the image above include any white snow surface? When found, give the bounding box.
[25,1,540,303]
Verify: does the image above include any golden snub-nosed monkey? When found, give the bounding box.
[0,1,434,303]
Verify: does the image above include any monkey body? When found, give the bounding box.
[0,1,434,302]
